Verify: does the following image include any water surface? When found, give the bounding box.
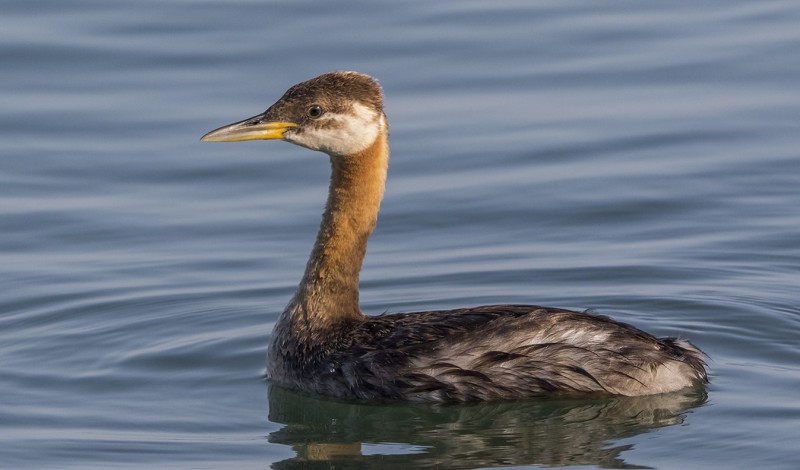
[1,1,799,468]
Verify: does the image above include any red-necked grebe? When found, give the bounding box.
[201,71,708,402]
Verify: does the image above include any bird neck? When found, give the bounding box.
[289,125,389,327]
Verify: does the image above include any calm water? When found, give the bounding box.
[2,1,799,468]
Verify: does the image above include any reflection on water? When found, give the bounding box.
[267,384,707,469]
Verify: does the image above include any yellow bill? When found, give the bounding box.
[201,116,297,142]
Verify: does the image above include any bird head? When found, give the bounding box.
[201,71,386,157]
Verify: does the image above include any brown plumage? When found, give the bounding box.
[201,71,708,402]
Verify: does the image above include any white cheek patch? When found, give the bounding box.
[288,103,383,156]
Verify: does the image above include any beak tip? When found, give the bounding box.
[199,129,230,143]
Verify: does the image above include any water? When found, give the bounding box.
[1,1,799,468]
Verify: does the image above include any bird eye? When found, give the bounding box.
[307,105,324,118]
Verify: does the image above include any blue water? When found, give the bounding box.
[2,1,799,468]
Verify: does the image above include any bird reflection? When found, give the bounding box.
[267,383,707,469]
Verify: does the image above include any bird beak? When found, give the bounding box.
[200,114,298,142]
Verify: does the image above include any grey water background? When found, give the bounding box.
[1,0,799,468]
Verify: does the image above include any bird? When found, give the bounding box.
[201,71,708,402]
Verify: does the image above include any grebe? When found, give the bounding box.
[201,71,708,402]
